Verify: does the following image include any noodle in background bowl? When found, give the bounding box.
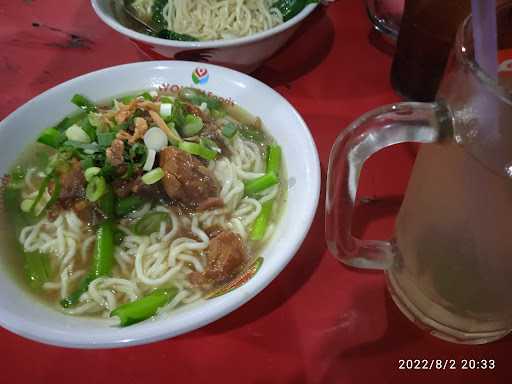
[0,61,320,348]
[90,0,319,73]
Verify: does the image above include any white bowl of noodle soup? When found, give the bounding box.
[0,61,320,348]
[91,0,319,73]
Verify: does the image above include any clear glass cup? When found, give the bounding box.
[327,1,512,344]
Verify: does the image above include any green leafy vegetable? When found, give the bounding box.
[156,29,199,41]
[180,88,222,110]
[24,251,52,290]
[71,94,97,113]
[54,111,87,132]
[115,195,145,217]
[151,0,168,30]
[97,132,116,147]
[170,99,186,129]
[273,0,318,22]
[37,127,65,149]
[62,140,101,154]
[135,212,169,236]
[129,143,148,166]
[80,117,97,142]
[239,125,265,143]
[222,122,238,138]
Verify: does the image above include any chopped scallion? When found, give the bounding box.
[142,167,164,185]
[143,149,156,171]
[97,132,116,147]
[37,127,65,149]
[86,176,106,202]
[65,124,91,144]
[160,103,173,118]
[20,199,35,213]
[178,141,217,161]
[84,167,101,182]
[180,114,203,137]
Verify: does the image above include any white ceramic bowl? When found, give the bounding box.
[91,0,318,72]
[0,61,320,348]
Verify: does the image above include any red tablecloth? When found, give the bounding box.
[1,1,511,383]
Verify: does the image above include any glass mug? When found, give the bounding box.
[327,1,512,344]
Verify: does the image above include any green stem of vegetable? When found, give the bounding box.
[91,220,115,277]
[45,174,61,209]
[244,172,279,195]
[71,94,97,113]
[97,132,116,147]
[37,127,65,149]
[178,141,217,161]
[60,276,94,309]
[29,174,51,215]
[115,195,145,217]
[266,144,282,176]
[111,287,179,326]
[250,200,274,241]
[24,251,52,290]
[60,220,115,308]
[54,111,87,132]
[98,185,115,219]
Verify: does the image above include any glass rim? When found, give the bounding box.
[456,1,512,105]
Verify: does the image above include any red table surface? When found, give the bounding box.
[1,1,511,383]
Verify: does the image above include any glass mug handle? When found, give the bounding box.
[326,102,453,269]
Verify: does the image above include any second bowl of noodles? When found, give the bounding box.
[91,0,319,72]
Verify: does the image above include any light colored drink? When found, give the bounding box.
[389,141,512,342]
[326,1,512,344]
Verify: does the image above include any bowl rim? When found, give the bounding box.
[0,61,321,348]
[90,0,319,48]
